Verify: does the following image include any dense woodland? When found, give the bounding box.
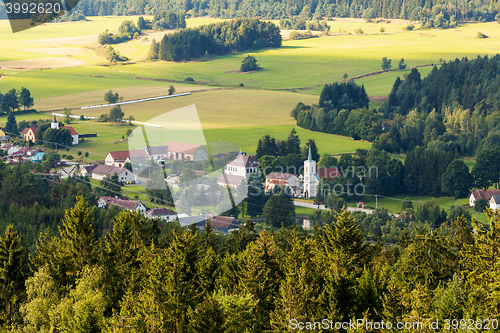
[49,0,500,23]
[147,19,281,61]
[294,56,500,158]
[3,178,500,331]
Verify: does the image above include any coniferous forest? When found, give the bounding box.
[3,162,500,331]
[147,19,282,61]
[294,55,500,157]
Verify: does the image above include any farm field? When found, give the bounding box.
[2,18,500,104]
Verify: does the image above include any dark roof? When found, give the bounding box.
[145,146,169,155]
[145,208,176,216]
[490,195,500,204]
[92,164,128,176]
[21,127,37,135]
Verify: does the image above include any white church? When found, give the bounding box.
[264,146,322,198]
[51,116,79,145]
[302,146,321,198]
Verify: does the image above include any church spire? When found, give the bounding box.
[308,145,312,161]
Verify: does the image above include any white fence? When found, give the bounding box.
[80,92,191,110]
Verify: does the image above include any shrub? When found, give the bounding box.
[354,28,364,34]
[476,31,488,38]
[405,24,415,31]
[241,55,260,72]
[185,77,194,82]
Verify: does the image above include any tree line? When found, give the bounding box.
[57,0,500,24]
[0,88,34,114]
[147,18,281,62]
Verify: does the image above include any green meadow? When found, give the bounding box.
[1,17,499,164]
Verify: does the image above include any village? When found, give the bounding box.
[2,114,500,234]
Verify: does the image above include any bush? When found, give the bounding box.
[185,77,194,82]
[241,55,260,72]
[66,155,74,160]
[405,24,415,31]
[474,198,489,212]
[79,115,85,120]
[354,28,364,34]
[477,31,488,38]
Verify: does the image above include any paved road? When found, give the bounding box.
[293,199,375,214]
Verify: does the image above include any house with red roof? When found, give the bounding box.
[469,189,500,207]
[265,172,301,196]
[20,117,80,145]
[163,141,209,162]
[225,153,259,180]
[91,165,135,184]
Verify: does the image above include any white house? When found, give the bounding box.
[163,141,209,162]
[145,146,170,160]
[91,165,135,184]
[144,208,177,221]
[98,196,146,214]
[303,146,321,198]
[225,153,259,180]
[469,189,500,207]
[265,172,301,196]
[490,195,500,211]
[217,173,246,189]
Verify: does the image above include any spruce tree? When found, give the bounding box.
[4,112,18,136]
[0,225,25,325]
[58,196,96,275]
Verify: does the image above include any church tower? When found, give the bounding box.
[51,115,59,129]
[303,145,319,198]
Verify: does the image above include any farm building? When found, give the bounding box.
[265,172,301,196]
[91,165,135,184]
[162,141,209,162]
[469,189,500,207]
[144,208,177,221]
[98,196,146,214]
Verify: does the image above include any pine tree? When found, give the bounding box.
[58,196,96,275]
[247,174,265,217]
[0,225,25,325]
[237,231,282,332]
[4,112,18,135]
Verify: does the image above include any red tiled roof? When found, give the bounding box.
[108,151,130,162]
[163,141,205,154]
[317,167,340,180]
[207,215,239,229]
[470,189,500,201]
[61,126,79,136]
[266,172,296,180]
[21,127,36,135]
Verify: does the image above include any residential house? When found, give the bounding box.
[98,196,146,214]
[145,146,170,160]
[21,127,37,143]
[265,172,301,196]
[144,208,177,221]
[1,144,19,155]
[490,195,500,211]
[105,150,148,167]
[91,165,135,184]
[217,173,246,189]
[80,165,97,177]
[224,153,259,180]
[205,215,240,234]
[469,189,500,207]
[29,151,46,163]
[163,141,209,162]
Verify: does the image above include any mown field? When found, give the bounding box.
[0,17,494,169]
